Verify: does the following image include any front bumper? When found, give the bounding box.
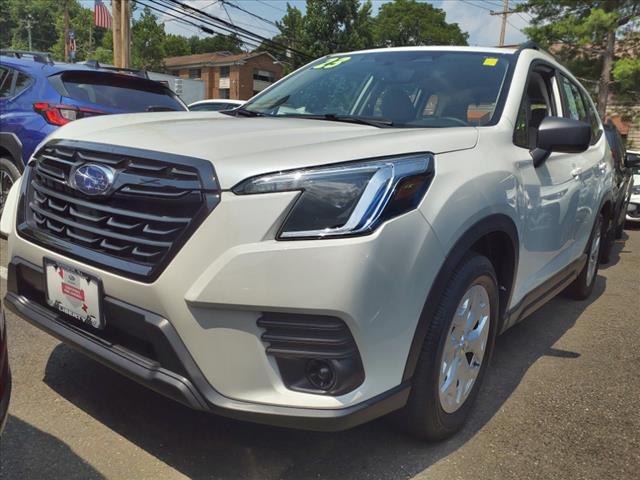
[4,258,409,430]
[627,197,640,222]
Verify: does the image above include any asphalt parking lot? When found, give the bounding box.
[0,229,639,480]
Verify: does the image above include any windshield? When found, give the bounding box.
[242,51,512,128]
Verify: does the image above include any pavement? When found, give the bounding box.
[0,228,639,480]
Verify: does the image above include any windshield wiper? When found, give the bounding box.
[283,114,394,128]
[224,107,263,117]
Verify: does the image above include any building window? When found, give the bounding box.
[218,88,230,99]
[219,66,230,78]
[253,69,275,83]
[188,68,201,79]
[170,69,180,77]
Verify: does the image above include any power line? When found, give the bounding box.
[255,0,286,14]
[220,0,280,29]
[137,0,265,51]
[163,0,312,59]
[140,0,302,58]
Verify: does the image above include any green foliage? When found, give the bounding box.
[520,0,640,107]
[131,6,166,70]
[373,0,468,47]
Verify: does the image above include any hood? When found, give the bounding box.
[47,111,479,189]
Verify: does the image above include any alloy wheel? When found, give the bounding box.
[438,284,491,414]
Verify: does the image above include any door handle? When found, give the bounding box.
[571,167,582,178]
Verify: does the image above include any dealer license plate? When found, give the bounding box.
[44,259,104,329]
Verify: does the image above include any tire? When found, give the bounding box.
[566,212,603,300]
[599,215,614,264]
[0,157,21,216]
[399,254,499,441]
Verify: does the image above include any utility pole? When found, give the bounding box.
[121,0,130,68]
[64,0,69,61]
[112,0,122,67]
[490,0,517,47]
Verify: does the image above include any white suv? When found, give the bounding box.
[1,45,614,440]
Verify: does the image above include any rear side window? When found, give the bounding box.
[14,72,32,96]
[559,75,588,122]
[53,71,186,111]
[0,67,14,98]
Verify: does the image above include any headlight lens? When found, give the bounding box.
[233,153,434,239]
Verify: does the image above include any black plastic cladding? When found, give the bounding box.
[16,139,220,282]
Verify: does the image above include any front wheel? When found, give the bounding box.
[399,254,499,440]
[0,157,21,216]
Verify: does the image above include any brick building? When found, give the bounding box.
[164,51,284,101]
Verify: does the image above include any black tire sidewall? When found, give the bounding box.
[404,254,499,440]
[0,157,21,213]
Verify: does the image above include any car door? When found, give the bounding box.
[557,73,606,256]
[511,63,584,300]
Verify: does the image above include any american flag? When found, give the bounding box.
[94,0,112,29]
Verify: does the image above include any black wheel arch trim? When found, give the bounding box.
[0,132,24,171]
[402,213,519,382]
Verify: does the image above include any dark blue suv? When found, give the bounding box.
[0,51,187,212]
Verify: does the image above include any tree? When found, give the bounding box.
[163,34,190,57]
[131,6,166,70]
[301,0,375,58]
[1,0,61,53]
[373,0,468,47]
[521,0,640,116]
[259,3,306,71]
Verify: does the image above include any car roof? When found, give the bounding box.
[0,55,120,76]
[336,46,519,57]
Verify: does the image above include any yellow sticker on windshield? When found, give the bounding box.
[483,57,499,66]
[313,57,351,69]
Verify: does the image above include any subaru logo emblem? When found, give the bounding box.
[71,164,115,196]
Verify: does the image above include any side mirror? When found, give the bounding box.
[625,152,640,168]
[531,116,592,167]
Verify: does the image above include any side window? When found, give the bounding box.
[513,68,556,149]
[559,75,588,122]
[581,90,603,144]
[0,67,14,98]
[13,72,32,96]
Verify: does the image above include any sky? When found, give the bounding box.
[115,0,532,48]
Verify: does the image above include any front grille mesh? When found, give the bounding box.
[19,141,219,281]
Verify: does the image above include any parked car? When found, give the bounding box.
[626,150,640,224]
[0,305,9,436]
[0,50,187,213]
[0,44,614,440]
[601,122,634,259]
[188,99,244,112]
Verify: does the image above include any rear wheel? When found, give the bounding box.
[399,254,499,440]
[0,157,20,216]
[567,213,603,300]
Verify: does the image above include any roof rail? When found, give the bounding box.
[516,41,541,53]
[0,49,53,64]
[82,59,150,79]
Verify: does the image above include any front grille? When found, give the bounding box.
[18,140,220,281]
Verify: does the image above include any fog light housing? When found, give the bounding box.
[306,359,336,390]
[257,313,365,395]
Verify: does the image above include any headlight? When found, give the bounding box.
[233,153,434,239]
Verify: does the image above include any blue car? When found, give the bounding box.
[0,50,187,213]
